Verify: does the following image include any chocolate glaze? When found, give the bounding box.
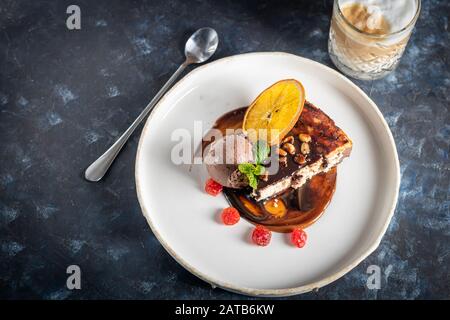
[202,103,338,233]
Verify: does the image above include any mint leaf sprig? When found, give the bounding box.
[238,140,270,189]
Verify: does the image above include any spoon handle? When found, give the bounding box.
[85,60,189,182]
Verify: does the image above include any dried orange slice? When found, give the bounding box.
[243,79,305,145]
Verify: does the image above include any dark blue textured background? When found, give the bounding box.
[0,0,448,299]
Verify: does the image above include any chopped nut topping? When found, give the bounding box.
[282,143,296,155]
[277,148,287,157]
[279,156,288,167]
[294,154,306,165]
[281,135,294,144]
[301,142,310,155]
[299,133,311,143]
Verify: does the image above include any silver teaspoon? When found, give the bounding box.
[85,27,219,182]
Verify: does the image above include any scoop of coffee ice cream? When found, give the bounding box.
[204,134,254,188]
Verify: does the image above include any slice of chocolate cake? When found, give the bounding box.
[253,101,352,201]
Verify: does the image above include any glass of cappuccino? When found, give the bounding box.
[328,0,421,80]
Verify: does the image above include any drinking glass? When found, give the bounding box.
[328,0,421,80]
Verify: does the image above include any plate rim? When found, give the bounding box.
[135,52,401,297]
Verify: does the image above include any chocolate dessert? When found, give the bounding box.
[202,79,352,243]
[203,101,352,233]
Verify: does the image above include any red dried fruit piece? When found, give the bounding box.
[221,207,240,225]
[252,225,271,246]
[205,178,223,196]
[291,228,307,248]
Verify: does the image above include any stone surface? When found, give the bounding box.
[0,0,448,299]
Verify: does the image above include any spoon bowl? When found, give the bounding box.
[185,27,219,64]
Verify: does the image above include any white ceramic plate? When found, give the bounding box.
[135,52,400,296]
